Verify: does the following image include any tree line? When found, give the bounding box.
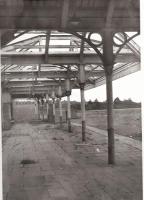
[69,98,141,110]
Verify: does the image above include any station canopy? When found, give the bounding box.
[0,0,140,99]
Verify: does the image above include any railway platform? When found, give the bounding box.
[2,122,142,200]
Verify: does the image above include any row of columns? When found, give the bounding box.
[1,69,114,166]
[1,31,116,165]
[35,85,72,131]
[36,96,56,123]
[43,31,114,164]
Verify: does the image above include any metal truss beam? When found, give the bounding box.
[9,85,75,95]
[4,79,77,88]
[1,53,139,65]
[2,70,104,80]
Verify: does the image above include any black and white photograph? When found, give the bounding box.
[0,0,142,200]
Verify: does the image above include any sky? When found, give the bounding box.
[67,70,142,102]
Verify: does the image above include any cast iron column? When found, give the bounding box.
[51,91,56,124]
[79,65,86,142]
[41,98,45,121]
[65,78,71,132]
[80,83,86,142]
[37,98,40,120]
[52,99,56,124]
[103,30,115,164]
[46,94,49,121]
[59,98,63,128]
[67,93,71,132]
[58,85,63,128]
[10,97,14,121]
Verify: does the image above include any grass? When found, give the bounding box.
[73,108,142,140]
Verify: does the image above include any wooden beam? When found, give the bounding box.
[61,0,69,28]
[0,2,139,31]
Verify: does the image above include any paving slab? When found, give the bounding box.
[2,122,142,200]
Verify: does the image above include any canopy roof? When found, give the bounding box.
[0,0,140,99]
[0,0,139,31]
[1,31,140,98]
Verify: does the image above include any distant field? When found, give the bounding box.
[73,108,142,140]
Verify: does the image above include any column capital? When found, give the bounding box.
[41,98,45,105]
[79,82,85,90]
[52,97,55,103]
[58,85,62,97]
[104,65,114,76]
[65,90,71,96]
[79,64,86,84]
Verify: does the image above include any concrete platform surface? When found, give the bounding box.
[2,123,142,200]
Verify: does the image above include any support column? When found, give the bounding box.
[10,97,14,121]
[58,85,63,128]
[37,98,40,120]
[79,83,86,142]
[46,94,49,121]
[103,30,115,164]
[41,98,44,121]
[67,94,71,132]
[59,98,63,128]
[65,78,71,132]
[51,91,56,124]
[52,99,56,124]
[79,64,86,142]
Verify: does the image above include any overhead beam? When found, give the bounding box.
[9,86,76,94]
[4,79,77,87]
[2,44,91,50]
[2,70,104,80]
[1,53,139,65]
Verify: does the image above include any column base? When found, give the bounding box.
[47,115,49,122]
[68,119,71,132]
[108,128,115,165]
[82,120,86,142]
[2,121,11,130]
[60,116,63,128]
[42,114,45,121]
[11,119,15,124]
[38,114,41,120]
[53,115,55,124]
